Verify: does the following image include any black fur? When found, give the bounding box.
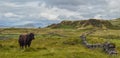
[18,33,35,48]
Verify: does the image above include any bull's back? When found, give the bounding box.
[18,34,27,43]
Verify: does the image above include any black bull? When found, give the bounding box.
[18,33,35,48]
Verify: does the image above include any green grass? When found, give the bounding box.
[0,28,120,58]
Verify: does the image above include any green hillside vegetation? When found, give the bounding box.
[109,18,120,29]
[47,19,113,29]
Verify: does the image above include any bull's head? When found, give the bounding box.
[29,33,35,40]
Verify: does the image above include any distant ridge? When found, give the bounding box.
[47,19,113,29]
[13,23,35,28]
[0,25,8,28]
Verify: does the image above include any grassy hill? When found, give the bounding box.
[109,18,120,29]
[0,28,120,58]
[47,19,113,29]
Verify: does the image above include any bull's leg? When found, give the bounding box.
[28,42,31,47]
[19,42,24,49]
[25,43,27,48]
[21,43,25,49]
[19,42,21,47]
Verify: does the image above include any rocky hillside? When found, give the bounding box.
[47,19,113,29]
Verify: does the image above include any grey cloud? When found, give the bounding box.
[1,0,107,11]
[43,0,106,6]
[42,0,107,11]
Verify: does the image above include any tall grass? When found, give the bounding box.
[0,28,120,58]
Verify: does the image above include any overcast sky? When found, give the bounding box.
[0,0,120,27]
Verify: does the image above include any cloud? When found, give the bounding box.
[39,6,84,20]
[94,14,104,19]
[0,1,83,20]
[4,12,23,18]
[106,0,120,8]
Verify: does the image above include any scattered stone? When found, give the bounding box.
[80,29,118,54]
[102,42,117,54]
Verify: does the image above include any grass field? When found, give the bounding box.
[0,28,120,58]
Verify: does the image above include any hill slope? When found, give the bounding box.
[110,18,120,29]
[47,19,113,29]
